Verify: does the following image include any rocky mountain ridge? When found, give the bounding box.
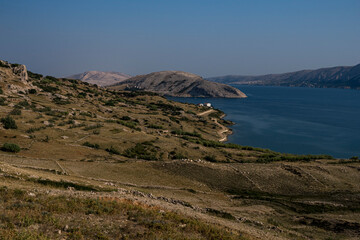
[67,71,131,86]
[109,71,247,98]
[208,63,360,89]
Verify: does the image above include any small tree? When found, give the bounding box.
[1,116,17,129]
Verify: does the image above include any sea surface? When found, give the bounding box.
[169,85,360,158]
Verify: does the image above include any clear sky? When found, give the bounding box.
[0,0,359,77]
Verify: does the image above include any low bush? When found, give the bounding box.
[0,61,10,68]
[206,208,236,220]
[148,124,163,129]
[106,146,120,155]
[9,108,21,115]
[52,97,71,105]
[123,142,158,160]
[171,129,201,138]
[256,153,334,163]
[1,143,21,153]
[0,97,6,106]
[116,120,141,131]
[26,126,46,133]
[27,71,43,80]
[1,116,17,129]
[120,116,131,121]
[104,100,116,106]
[77,92,87,98]
[83,142,100,149]
[204,155,217,162]
[28,88,37,94]
[36,179,98,191]
[170,151,187,160]
[15,100,30,109]
[83,124,103,131]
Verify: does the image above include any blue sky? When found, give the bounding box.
[0,0,359,77]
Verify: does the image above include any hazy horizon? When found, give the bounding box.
[1,0,359,78]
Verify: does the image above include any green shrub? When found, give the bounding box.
[28,89,37,94]
[83,124,103,131]
[83,142,100,149]
[1,143,21,153]
[106,146,120,155]
[120,116,131,121]
[9,108,21,115]
[0,87,3,94]
[1,116,17,129]
[0,97,6,106]
[171,129,201,138]
[170,152,187,160]
[104,100,116,106]
[0,61,10,68]
[204,155,217,162]
[53,97,70,105]
[148,124,163,129]
[26,126,46,133]
[44,75,60,84]
[34,83,59,93]
[116,120,141,131]
[77,92,87,98]
[27,71,43,80]
[123,142,158,160]
[206,208,236,220]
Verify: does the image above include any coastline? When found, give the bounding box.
[216,113,233,142]
[197,109,233,142]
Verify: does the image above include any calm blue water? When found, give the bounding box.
[169,86,360,158]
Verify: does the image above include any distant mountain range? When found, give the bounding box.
[208,64,360,90]
[108,71,247,98]
[67,71,131,86]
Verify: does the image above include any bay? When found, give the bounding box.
[169,85,360,158]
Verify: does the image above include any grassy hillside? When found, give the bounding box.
[0,60,359,239]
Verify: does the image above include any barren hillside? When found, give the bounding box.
[0,60,359,239]
[109,71,247,98]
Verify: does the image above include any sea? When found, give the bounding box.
[169,85,360,159]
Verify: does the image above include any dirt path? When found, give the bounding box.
[197,109,230,142]
[212,118,229,142]
[197,109,215,116]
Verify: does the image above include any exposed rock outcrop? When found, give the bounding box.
[0,60,36,94]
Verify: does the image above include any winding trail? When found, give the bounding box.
[197,109,230,142]
[197,109,215,116]
[212,118,230,142]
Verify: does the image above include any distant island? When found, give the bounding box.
[208,63,360,90]
[107,71,247,98]
[67,71,131,86]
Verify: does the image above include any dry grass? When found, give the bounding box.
[0,65,359,239]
